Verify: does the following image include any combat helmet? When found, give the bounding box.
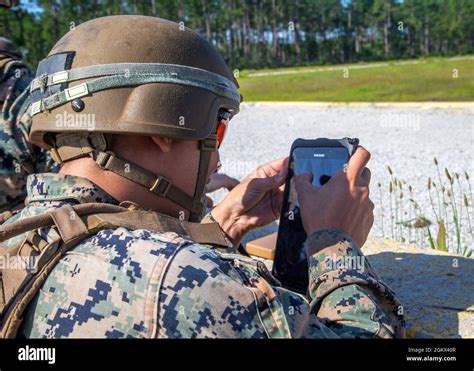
[28,15,241,221]
[0,37,22,60]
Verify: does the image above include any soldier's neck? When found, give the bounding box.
[59,157,188,219]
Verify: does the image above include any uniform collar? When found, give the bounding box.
[26,173,118,205]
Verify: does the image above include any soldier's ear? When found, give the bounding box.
[151,136,173,153]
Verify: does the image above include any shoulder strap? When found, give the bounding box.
[0,202,232,247]
[0,202,232,338]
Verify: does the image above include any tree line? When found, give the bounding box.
[1,0,473,70]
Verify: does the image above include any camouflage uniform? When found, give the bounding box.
[0,49,55,212]
[2,172,404,338]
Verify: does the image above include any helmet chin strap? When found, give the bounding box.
[190,135,218,221]
[51,132,218,222]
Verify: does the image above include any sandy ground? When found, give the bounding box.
[209,103,474,254]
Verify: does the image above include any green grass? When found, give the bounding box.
[237,56,474,102]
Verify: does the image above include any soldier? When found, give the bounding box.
[0,15,404,338]
[0,36,55,213]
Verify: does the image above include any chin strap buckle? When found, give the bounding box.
[200,135,218,152]
[95,151,113,169]
[149,176,172,197]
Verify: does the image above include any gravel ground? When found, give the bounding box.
[209,103,474,254]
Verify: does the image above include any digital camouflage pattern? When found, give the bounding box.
[0,53,32,125]
[1,172,405,338]
[0,55,56,212]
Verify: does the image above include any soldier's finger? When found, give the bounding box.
[346,147,371,183]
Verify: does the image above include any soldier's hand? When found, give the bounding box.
[211,157,288,246]
[294,146,374,247]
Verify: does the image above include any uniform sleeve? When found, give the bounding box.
[157,235,404,339]
[304,229,405,338]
